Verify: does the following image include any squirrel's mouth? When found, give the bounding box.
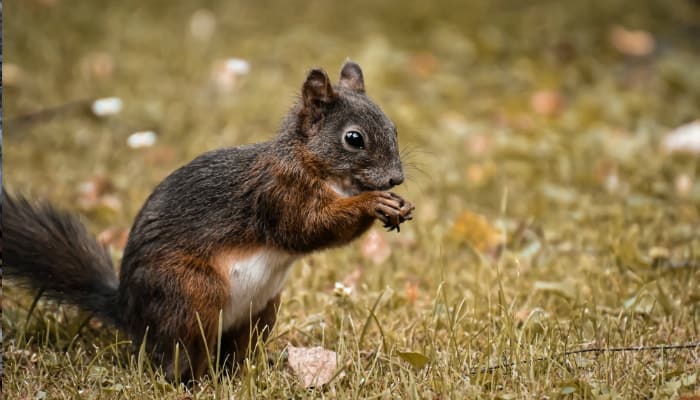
[329,176,394,198]
[355,176,394,193]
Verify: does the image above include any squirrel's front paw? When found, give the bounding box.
[372,192,415,232]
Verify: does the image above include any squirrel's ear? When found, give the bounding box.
[302,69,336,113]
[339,61,365,93]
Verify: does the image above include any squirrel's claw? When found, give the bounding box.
[373,191,414,233]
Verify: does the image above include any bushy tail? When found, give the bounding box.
[2,189,121,327]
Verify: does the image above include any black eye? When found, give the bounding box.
[344,131,365,149]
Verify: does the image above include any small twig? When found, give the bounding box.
[469,342,700,375]
[4,98,95,131]
[23,286,47,331]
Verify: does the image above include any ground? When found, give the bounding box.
[3,0,700,398]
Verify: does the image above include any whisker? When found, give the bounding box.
[403,162,430,180]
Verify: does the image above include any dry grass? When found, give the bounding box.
[3,0,700,398]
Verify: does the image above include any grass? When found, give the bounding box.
[3,0,700,398]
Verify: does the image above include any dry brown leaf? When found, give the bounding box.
[288,345,337,388]
[609,25,655,57]
[80,52,115,80]
[592,159,619,193]
[448,210,503,255]
[342,266,363,290]
[77,176,115,210]
[464,133,493,157]
[99,194,123,213]
[408,51,439,78]
[360,229,392,264]
[514,307,531,324]
[404,280,419,305]
[465,162,496,186]
[530,90,563,117]
[97,226,130,251]
[89,317,104,330]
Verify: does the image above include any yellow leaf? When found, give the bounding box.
[448,210,503,254]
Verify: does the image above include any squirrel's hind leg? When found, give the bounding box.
[122,257,229,383]
[218,293,281,371]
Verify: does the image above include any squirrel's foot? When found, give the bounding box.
[373,192,415,232]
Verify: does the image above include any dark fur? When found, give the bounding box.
[3,61,414,382]
[2,192,121,326]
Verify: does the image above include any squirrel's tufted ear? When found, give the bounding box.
[302,69,336,114]
[339,61,365,93]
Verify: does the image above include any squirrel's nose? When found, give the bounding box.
[388,174,404,187]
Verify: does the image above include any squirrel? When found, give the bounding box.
[3,61,414,383]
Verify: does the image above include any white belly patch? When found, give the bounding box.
[220,248,296,331]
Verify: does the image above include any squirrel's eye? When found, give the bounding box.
[344,131,365,149]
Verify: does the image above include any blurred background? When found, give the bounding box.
[4,1,700,218]
[3,0,700,397]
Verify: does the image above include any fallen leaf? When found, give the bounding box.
[98,194,123,213]
[592,159,620,193]
[404,280,419,305]
[89,317,104,330]
[663,120,700,155]
[78,176,114,200]
[465,162,495,186]
[609,25,655,57]
[464,133,493,157]
[514,307,531,324]
[288,345,337,388]
[97,226,130,251]
[408,51,439,78]
[77,176,115,209]
[448,210,503,256]
[397,351,430,370]
[342,266,363,290]
[530,90,563,117]
[80,52,114,80]
[361,229,392,264]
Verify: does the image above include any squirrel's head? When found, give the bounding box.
[295,61,404,196]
